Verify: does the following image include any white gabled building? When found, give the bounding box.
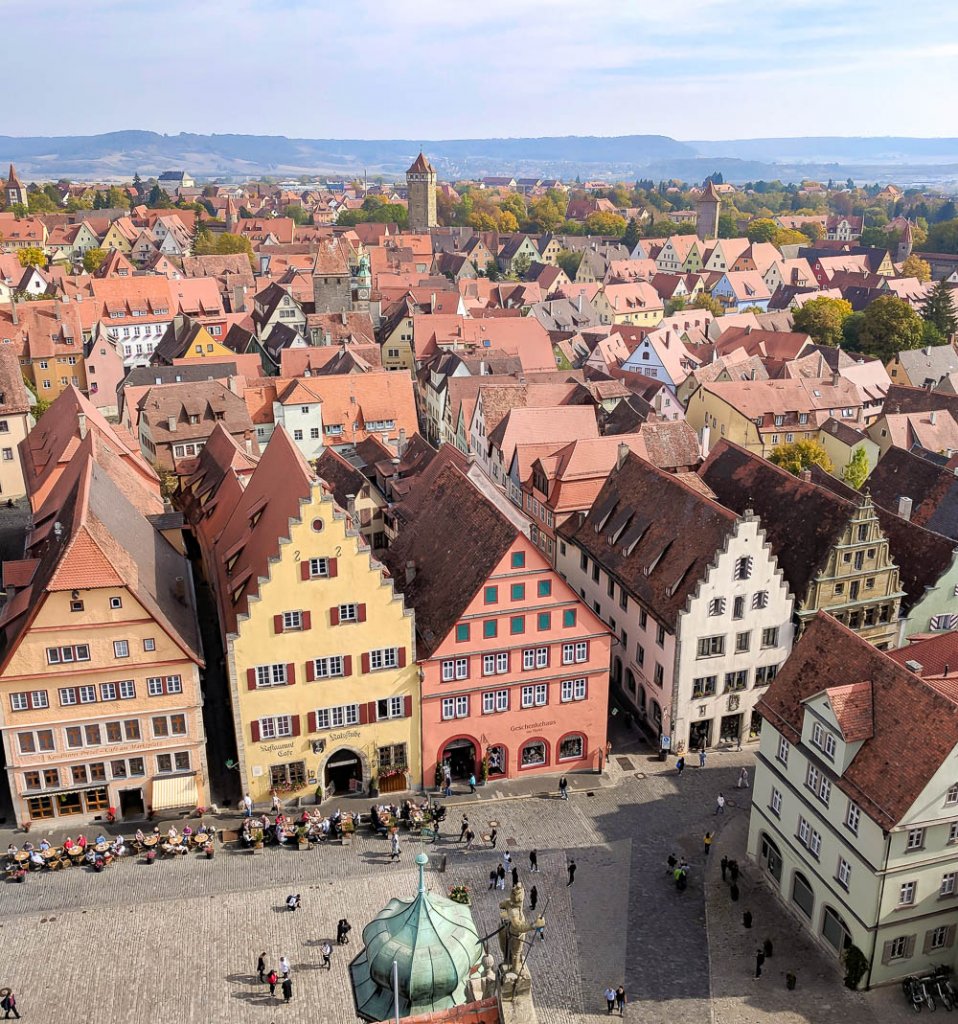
[556,448,793,751]
[749,612,958,988]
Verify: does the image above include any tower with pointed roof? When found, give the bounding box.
[695,179,721,241]
[406,152,437,232]
[897,219,914,263]
[6,164,27,208]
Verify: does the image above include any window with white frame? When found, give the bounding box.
[46,644,91,665]
[114,640,130,658]
[845,802,861,835]
[769,788,782,816]
[522,647,549,670]
[899,881,916,906]
[312,656,345,678]
[949,822,958,845]
[482,690,509,714]
[941,873,956,897]
[560,678,587,702]
[369,648,399,671]
[837,857,851,889]
[441,658,469,682]
[259,716,294,739]
[521,684,548,708]
[696,635,725,658]
[338,603,359,622]
[777,735,789,765]
[282,611,303,630]
[561,641,588,664]
[482,652,509,675]
[930,926,950,950]
[947,784,958,806]
[811,721,837,759]
[315,704,359,729]
[887,936,908,959]
[441,695,469,720]
[376,697,404,720]
[308,557,330,578]
[146,675,183,696]
[255,664,289,687]
[906,827,925,851]
[805,764,831,805]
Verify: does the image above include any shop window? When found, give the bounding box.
[519,741,546,768]
[559,735,584,760]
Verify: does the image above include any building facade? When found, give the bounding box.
[407,152,437,232]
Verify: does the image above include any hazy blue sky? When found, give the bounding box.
[10,0,958,138]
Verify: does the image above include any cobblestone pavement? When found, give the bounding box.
[0,747,914,1023]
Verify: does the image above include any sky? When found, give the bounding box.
[9,0,958,139]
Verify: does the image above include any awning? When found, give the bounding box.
[152,774,199,811]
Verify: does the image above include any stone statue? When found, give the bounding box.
[498,882,538,976]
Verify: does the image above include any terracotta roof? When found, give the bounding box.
[756,612,958,830]
[407,152,434,175]
[865,446,958,539]
[0,345,30,415]
[137,380,254,445]
[316,447,372,511]
[490,406,599,469]
[824,681,875,742]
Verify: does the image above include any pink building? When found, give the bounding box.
[384,457,610,785]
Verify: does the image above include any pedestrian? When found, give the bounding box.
[444,770,453,798]
[390,832,401,861]
[0,991,19,1020]
[559,776,569,800]
[534,917,545,941]
[674,865,687,891]
[530,885,538,912]
[604,987,616,1014]
[743,910,753,929]
[698,749,707,768]
[257,951,267,983]
[720,855,729,881]
[468,772,476,793]
[503,851,512,870]
[337,919,352,945]
[243,793,253,817]
[271,791,282,814]
[529,849,538,873]
[512,866,519,887]
[703,832,713,857]
[666,852,677,874]
[279,956,290,980]
[567,859,577,886]
[676,756,685,775]
[286,893,301,911]
[615,986,626,1015]
[729,859,740,884]
[496,864,506,890]
[282,977,293,1003]
[489,868,497,890]
[738,767,749,789]
[465,829,475,850]
[715,793,726,814]
[321,941,332,969]
[459,815,469,842]
[267,969,278,997]
[489,828,498,849]
[730,882,740,902]
[754,948,765,980]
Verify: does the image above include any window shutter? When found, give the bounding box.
[367,701,377,723]
[358,603,367,622]
[273,614,284,634]
[330,606,339,626]
[904,934,917,959]
[946,925,957,949]
[286,664,296,686]
[398,647,407,668]
[300,561,310,581]
[250,720,260,742]
[307,711,317,732]
[246,668,257,690]
[290,715,301,737]
[343,655,352,676]
[302,611,311,631]
[328,557,338,578]
[924,929,936,955]
[881,940,893,965]
[359,702,369,725]
[305,660,315,682]
[404,694,413,718]
[361,653,370,674]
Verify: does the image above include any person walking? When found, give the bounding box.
[390,832,401,861]
[503,851,512,870]
[567,859,577,886]
[604,986,616,1014]
[337,919,351,945]
[468,772,476,793]
[738,767,750,789]
[512,866,519,887]
[496,864,506,890]
[529,849,538,873]
[279,956,290,980]
[257,952,267,983]
[754,948,765,980]
[698,749,707,768]
[530,885,538,912]
[459,815,469,842]
[464,828,475,850]
[489,827,498,849]
[243,793,253,817]
[559,776,569,800]
[676,756,685,775]
[271,791,282,815]
[286,893,301,911]
[282,977,293,1003]
[0,991,19,1020]
[703,832,713,857]
[321,941,332,969]
[715,793,726,815]
[443,769,453,798]
[615,986,627,1015]
[267,969,278,997]
[720,855,729,881]
[666,852,677,875]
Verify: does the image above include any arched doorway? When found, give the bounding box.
[821,905,852,954]
[760,832,782,884]
[442,738,477,779]
[323,747,367,796]
[791,870,814,919]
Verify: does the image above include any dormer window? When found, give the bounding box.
[811,721,836,759]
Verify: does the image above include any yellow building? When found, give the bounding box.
[592,283,663,327]
[155,320,235,363]
[191,425,420,803]
[0,435,207,827]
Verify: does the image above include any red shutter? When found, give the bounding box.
[343,655,352,676]
[291,715,301,737]
[305,660,315,682]
[330,606,339,626]
[358,603,367,622]
[367,701,378,723]
[328,557,338,578]
[359,702,369,725]
[286,664,296,686]
[398,647,407,668]
[307,711,317,732]
[250,720,260,742]
[302,611,312,631]
[273,614,284,634]
[300,561,310,581]
[361,652,370,674]
[246,668,257,690]
[403,695,413,719]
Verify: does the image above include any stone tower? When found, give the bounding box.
[406,152,437,232]
[897,219,914,263]
[695,179,721,241]
[6,164,27,208]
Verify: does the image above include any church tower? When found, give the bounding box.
[6,164,27,208]
[695,179,721,241]
[406,152,437,232]
[897,219,914,263]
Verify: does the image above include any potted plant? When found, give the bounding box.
[203,842,214,859]
[369,772,379,798]
[842,944,868,990]
[144,849,156,865]
[13,868,26,882]
[434,762,444,791]
[296,825,308,851]
[448,884,470,905]
[252,828,264,854]
[479,756,489,785]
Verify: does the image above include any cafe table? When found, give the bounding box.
[142,835,158,848]
[13,851,29,864]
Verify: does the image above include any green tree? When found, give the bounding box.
[26,192,58,213]
[901,254,931,282]
[194,229,255,268]
[792,296,853,347]
[665,295,687,316]
[10,202,28,218]
[927,218,958,254]
[841,447,869,490]
[798,220,824,243]
[148,183,173,208]
[717,212,738,238]
[556,249,583,279]
[584,212,627,236]
[17,246,45,268]
[691,292,724,316]
[106,185,131,210]
[82,248,106,274]
[858,295,925,361]
[22,375,51,419]
[746,218,778,243]
[483,259,501,281]
[510,253,532,279]
[621,217,641,250]
[769,439,833,476]
[921,279,958,337]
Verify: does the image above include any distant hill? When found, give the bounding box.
[2,131,958,185]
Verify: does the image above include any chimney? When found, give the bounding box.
[897,495,913,520]
[54,303,62,322]
[617,442,630,469]
[78,412,87,439]
[699,424,710,458]
[905,659,923,674]
[799,469,812,482]
[405,560,416,585]
[931,410,938,425]
[479,359,486,375]
[347,493,356,518]
[174,576,186,603]
[10,299,17,325]
[398,428,407,455]
[168,416,177,432]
